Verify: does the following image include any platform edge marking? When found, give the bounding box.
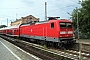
[0,41,21,60]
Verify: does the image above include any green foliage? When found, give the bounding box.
[0,25,7,28]
[71,0,90,38]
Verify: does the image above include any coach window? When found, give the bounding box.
[51,23,54,28]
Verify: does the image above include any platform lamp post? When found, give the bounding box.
[76,7,79,40]
[77,0,82,59]
[76,7,80,60]
[0,22,2,28]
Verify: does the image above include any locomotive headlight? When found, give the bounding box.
[68,31,73,34]
[60,31,66,34]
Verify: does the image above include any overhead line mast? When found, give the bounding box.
[45,2,47,21]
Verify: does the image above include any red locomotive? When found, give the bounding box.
[0,17,76,48]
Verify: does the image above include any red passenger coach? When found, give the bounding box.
[0,25,20,37]
[20,17,75,44]
[0,28,5,34]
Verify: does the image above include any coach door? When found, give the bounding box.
[12,29,14,35]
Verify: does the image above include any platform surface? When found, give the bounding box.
[0,37,41,60]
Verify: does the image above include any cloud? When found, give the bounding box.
[0,18,4,20]
[0,0,80,26]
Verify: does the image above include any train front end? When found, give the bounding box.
[59,20,76,44]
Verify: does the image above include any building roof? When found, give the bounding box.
[12,15,39,23]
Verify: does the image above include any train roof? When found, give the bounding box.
[20,19,72,26]
[0,25,20,30]
[57,19,71,22]
[36,19,71,24]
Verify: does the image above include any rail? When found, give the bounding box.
[0,35,90,60]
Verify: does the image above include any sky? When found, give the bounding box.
[0,0,82,26]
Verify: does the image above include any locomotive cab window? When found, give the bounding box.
[60,22,72,28]
[51,23,54,28]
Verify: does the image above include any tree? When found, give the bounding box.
[71,0,90,38]
[0,25,7,28]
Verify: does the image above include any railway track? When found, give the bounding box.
[0,35,90,60]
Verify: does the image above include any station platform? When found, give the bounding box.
[76,39,90,44]
[0,37,41,60]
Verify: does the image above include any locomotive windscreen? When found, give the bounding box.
[60,22,72,28]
